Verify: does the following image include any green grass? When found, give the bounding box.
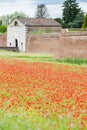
[0,109,85,130]
[68,28,87,32]
[0,50,87,66]
[0,50,53,62]
[56,58,87,65]
[29,30,52,35]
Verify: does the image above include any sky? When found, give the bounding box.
[0,0,87,18]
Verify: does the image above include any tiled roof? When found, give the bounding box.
[17,18,61,27]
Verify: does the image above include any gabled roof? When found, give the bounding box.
[17,18,61,27]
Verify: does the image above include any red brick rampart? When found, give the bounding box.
[0,34,7,47]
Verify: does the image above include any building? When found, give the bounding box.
[7,18,62,52]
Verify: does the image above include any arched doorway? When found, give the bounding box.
[15,39,18,47]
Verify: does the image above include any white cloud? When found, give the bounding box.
[0,1,87,18]
[47,4,63,18]
[0,1,62,18]
[79,2,87,13]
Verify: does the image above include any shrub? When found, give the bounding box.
[82,14,87,28]
[0,25,7,33]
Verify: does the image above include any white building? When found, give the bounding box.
[7,18,61,52]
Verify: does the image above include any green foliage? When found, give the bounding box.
[82,14,87,28]
[0,25,7,33]
[62,0,82,27]
[0,50,53,62]
[0,12,29,25]
[68,11,84,28]
[68,28,87,32]
[0,109,86,130]
[35,4,49,18]
[56,58,87,65]
[54,18,66,28]
[0,20,2,26]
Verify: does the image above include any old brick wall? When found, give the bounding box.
[0,31,87,59]
[26,32,87,58]
[26,33,60,54]
[55,36,87,59]
[0,34,7,47]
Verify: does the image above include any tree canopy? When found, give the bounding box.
[82,14,87,28]
[35,4,49,18]
[0,11,29,25]
[62,0,83,27]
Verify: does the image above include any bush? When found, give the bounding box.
[56,58,87,65]
[82,14,87,28]
[0,25,7,33]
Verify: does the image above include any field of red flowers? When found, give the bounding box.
[0,59,87,129]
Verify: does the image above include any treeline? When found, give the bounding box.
[0,12,28,33]
[55,0,87,28]
[0,0,87,33]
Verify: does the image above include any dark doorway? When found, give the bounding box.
[15,39,18,47]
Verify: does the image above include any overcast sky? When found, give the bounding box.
[0,0,87,18]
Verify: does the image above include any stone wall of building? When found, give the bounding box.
[0,34,7,47]
[7,25,27,52]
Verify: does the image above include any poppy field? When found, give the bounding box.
[0,57,87,130]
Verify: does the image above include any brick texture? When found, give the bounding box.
[0,31,87,59]
[0,34,7,47]
[55,36,87,59]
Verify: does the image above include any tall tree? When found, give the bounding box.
[62,0,81,26]
[68,11,84,28]
[0,20,2,26]
[82,14,87,28]
[54,18,66,28]
[35,4,49,18]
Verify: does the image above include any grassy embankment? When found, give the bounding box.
[0,50,87,66]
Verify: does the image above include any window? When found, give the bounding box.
[14,21,18,26]
[21,43,23,49]
[10,43,11,46]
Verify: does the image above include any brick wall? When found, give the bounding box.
[0,31,87,59]
[27,32,87,59]
[0,34,7,47]
[55,36,87,59]
[26,33,60,54]
[54,31,87,59]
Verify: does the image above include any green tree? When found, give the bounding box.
[35,4,49,18]
[0,12,28,25]
[0,25,7,33]
[62,0,81,27]
[0,20,2,26]
[68,11,84,28]
[54,18,66,28]
[82,14,87,28]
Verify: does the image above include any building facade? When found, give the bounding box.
[7,18,61,52]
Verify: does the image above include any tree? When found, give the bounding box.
[0,20,2,26]
[0,25,7,33]
[62,0,81,27]
[35,4,49,18]
[0,12,29,25]
[68,11,84,28]
[54,18,66,28]
[82,14,87,28]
